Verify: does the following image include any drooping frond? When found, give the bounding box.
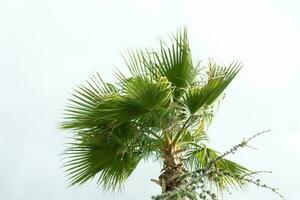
[63,122,154,189]
[185,146,251,190]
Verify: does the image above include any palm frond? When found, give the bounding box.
[63,123,155,189]
[123,76,172,109]
[121,49,151,79]
[182,61,241,115]
[119,29,200,92]
[61,73,117,130]
[91,76,173,126]
[185,146,251,190]
[153,29,196,89]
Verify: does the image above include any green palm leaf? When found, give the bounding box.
[186,146,251,190]
[121,29,200,95]
[182,61,241,115]
[93,76,173,124]
[61,73,117,130]
[151,29,198,90]
[63,123,155,189]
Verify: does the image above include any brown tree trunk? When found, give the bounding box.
[159,145,186,193]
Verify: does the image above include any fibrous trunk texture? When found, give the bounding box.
[159,146,186,193]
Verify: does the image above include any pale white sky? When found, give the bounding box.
[0,0,299,199]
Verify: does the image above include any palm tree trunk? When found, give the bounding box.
[159,146,186,193]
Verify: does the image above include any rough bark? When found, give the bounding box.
[159,145,186,193]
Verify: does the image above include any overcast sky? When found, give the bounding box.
[1,0,299,199]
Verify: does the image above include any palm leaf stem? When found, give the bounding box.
[171,116,192,145]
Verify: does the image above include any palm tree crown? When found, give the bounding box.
[61,29,249,194]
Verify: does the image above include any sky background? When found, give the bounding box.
[1,0,299,199]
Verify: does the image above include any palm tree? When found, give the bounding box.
[61,29,250,196]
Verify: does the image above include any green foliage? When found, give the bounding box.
[152,30,196,89]
[61,29,248,192]
[189,146,251,189]
[63,123,154,189]
[183,61,241,115]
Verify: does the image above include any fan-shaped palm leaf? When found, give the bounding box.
[183,61,241,115]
